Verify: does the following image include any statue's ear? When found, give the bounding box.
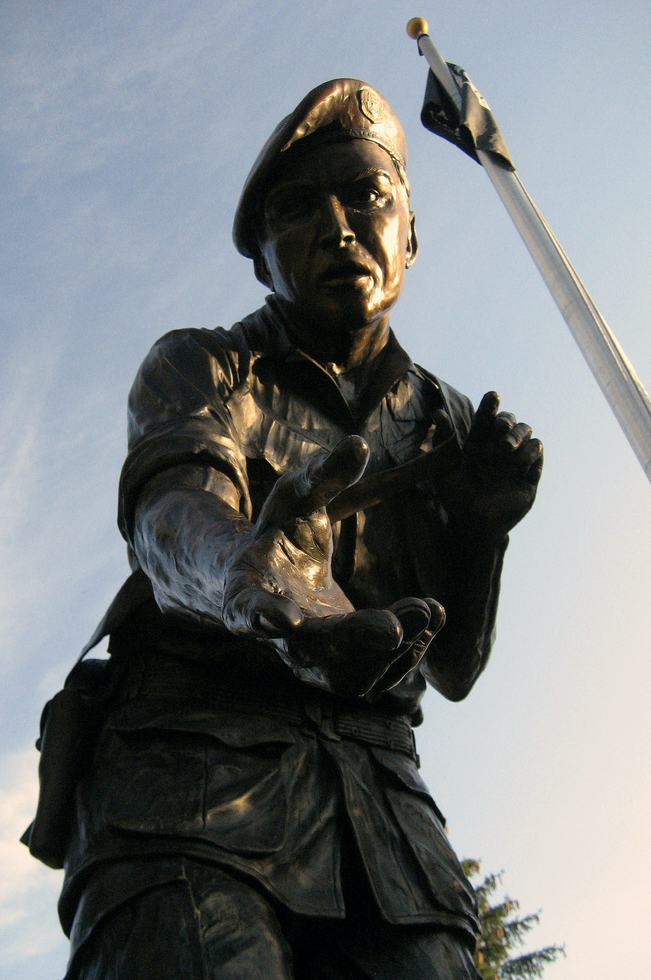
[405,211,418,268]
[253,246,274,289]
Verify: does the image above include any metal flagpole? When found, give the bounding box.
[406,17,651,483]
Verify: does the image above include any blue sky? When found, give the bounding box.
[1,2,650,977]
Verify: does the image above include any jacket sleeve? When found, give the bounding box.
[118,327,252,547]
[423,375,509,700]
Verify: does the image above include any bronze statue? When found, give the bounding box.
[25,79,542,979]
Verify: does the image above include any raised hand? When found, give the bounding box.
[432,391,543,540]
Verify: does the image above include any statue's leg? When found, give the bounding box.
[301,921,481,980]
[64,859,295,980]
[291,830,481,980]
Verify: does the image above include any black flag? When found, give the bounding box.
[421,64,514,170]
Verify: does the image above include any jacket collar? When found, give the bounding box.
[239,296,417,429]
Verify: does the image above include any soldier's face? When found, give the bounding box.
[258,140,417,332]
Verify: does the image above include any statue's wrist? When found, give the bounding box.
[447,516,509,556]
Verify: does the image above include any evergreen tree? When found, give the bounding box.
[462,859,565,979]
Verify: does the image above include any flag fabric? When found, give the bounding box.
[415,39,651,480]
[421,65,514,170]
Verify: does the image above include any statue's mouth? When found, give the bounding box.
[319,260,372,285]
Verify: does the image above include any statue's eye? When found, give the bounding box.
[355,187,381,204]
[265,187,316,224]
[345,176,393,210]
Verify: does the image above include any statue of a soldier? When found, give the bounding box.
[26,79,543,979]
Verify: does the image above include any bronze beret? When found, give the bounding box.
[232,79,409,260]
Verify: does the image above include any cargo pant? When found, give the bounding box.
[64,855,481,980]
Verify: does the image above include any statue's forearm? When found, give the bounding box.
[423,531,508,700]
[133,465,253,626]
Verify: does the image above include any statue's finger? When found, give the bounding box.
[388,597,432,646]
[423,597,446,634]
[494,411,517,431]
[474,391,501,424]
[502,421,532,450]
[519,438,544,483]
[300,608,403,653]
[254,437,369,533]
[372,598,445,693]
[287,610,407,697]
[467,391,502,447]
[224,588,304,637]
[299,436,370,511]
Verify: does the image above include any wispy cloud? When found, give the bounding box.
[0,344,59,659]
[1,2,251,191]
[0,333,124,674]
[0,746,66,970]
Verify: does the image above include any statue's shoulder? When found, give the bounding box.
[130,321,259,405]
[143,322,246,363]
[137,306,277,385]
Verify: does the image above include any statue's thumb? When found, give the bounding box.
[300,436,370,511]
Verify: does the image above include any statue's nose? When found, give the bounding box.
[317,195,355,247]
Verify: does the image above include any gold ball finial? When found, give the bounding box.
[406,17,429,39]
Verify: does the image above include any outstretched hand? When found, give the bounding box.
[432,391,543,539]
[221,436,445,696]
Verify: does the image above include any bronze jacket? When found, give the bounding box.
[60,297,506,942]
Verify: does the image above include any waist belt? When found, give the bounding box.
[137,656,417,759]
